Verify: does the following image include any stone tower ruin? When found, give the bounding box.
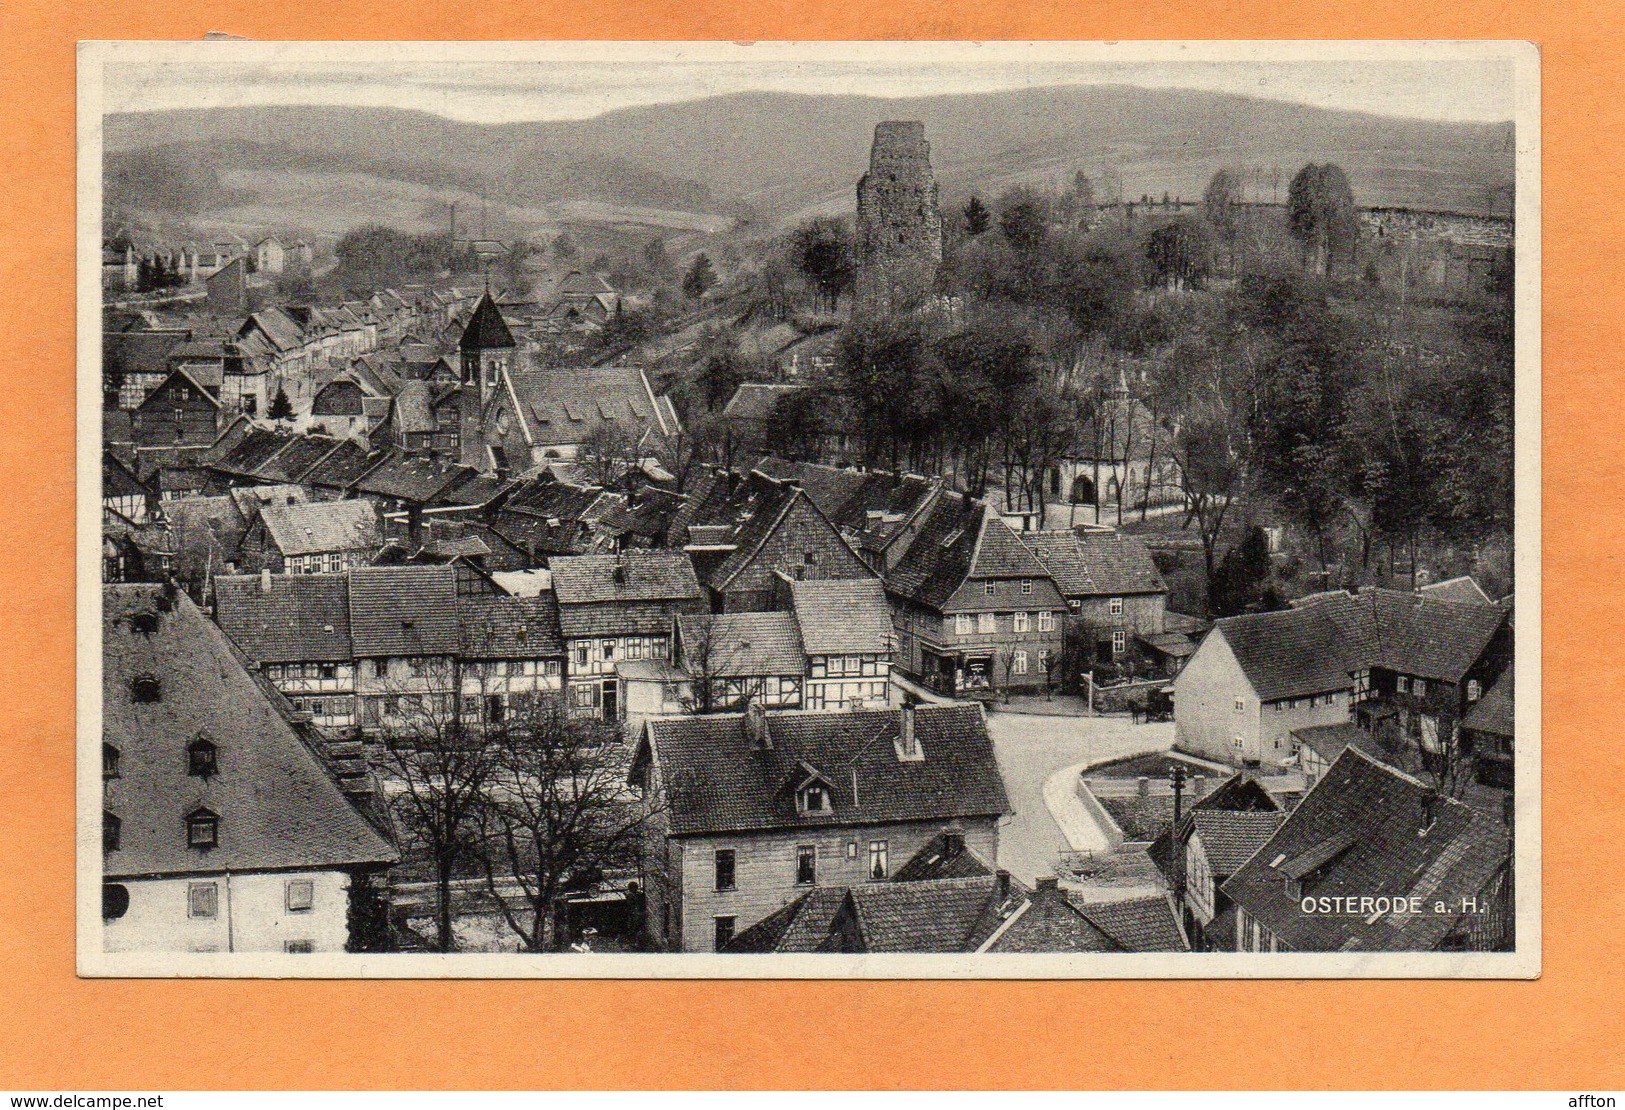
[855,121,944,317]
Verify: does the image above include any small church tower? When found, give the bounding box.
[459,291,516,405]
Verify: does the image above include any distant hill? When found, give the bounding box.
[103,85,1515,236]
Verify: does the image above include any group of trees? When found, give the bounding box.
[374,689,659,954]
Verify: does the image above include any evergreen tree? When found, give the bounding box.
[682,253,718,299]
[267,385,294,422]
[964,195,990,237]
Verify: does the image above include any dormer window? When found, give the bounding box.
[186,807,219,849]
[798,784,830,814]
[188,737,218,778]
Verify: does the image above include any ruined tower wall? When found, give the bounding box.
[855,121,944,317]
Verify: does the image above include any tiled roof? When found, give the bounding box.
[102,585,395,877]
[724,888,849,953]
[301,440,379,490]
[722,382,802,422]
[892,831,997,882]
[259,499,381,557]
[347,565,459,656]
[846,875,1016,952]
[645,704,1010,837]
[678,612,805,676]
[209,426,300,478]
[1068,893,1189,952]
[983,885,1124,953]
[215,573,353,662]
[1075,532,1165,594]
[550,552,702,606]
[969,515,1051,580]
[1462,669,1514,737]
[456,593,564,658]
[506,366,670,446]
[558,599,684,639]
[1220,748,1511,951]
[351,452,464,503]
[1190,810,1286,874]
[883,491,981,610]
[105,330,189,379]
[789,578,895,655]
[1212,606,1359,702]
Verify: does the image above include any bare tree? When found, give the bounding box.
[578,420,639,488]
[372,683,495,953]
[475,698,662,951]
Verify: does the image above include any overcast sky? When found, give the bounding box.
[93,40,1520,125]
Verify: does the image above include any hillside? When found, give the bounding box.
[103,85,1515,239]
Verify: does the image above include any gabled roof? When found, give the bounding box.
[789,577,895,655]
[844,875,1019,952]
[504,366,674,446]
[1210,606,1360,702]
[1290,722,1386,765]
[883,491,982,611]
[678,612,805,676]
[969,514,1051,580]
[351,451,464,503]
[550,553,703,606]
[1420,575,1494,606]
[258,499,380,557]
[1294,588,1511,685]
[1025,530,1166,596]
[892,831,998,882]
[722,382,802,422]
[254,435,348,484]
[1462,669,1514,738]
[1220,748,1511,951]
[347,565,459,656]
[723,888,851,953]
[215,573,354,663]
[459,292,517,351]
[1189,810,1287,874]
[209,425,301,479]
[1067,894,1189,952]
[102,585,395,877]
[644,704,1010,837]
[301,439,379,491]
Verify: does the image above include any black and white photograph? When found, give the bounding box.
[79,39,1538,977]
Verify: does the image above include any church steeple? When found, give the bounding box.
[458,290,516,403]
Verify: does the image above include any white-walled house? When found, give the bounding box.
[102,584,395,954]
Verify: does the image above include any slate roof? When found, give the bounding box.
[105,330,189,380]
[102,585,395,877]
[1220,748,1511,951]
[551,553,703,606]
[259,499,381,557]
[645,703,1010,837]
[678,612,805,676]
[789,578,895,655]
[1190,810,1287,874]
[214,573,354,662]
[1462,670,1514,737]
[347,565,459,656]
[559,599,684,639]
[455,593,564,658]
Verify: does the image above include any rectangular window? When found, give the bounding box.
[575,645,589,668]
[1397,676,1409,694]
[867,840,889,881]
[714,916,736,951]
[984,581,995,595]
[1109,597,1124,616]
[714,849,736,892]
[284,940,314,954]
[188,882,218,919]
[954,614,972,636]
[372,658,387,679]
[1014,612,1030,633]
[977,613,996,635]
[1013,650,1028,675]
[1235,697,1246,712]
[1275,701,1286,713]
[1021,579,1032,594]
[286,879,314,913]
[1112,630,1127,655]
[1038,649,1050,671]
[1467,679,1481,701]
[1038,611,1055,632]
[796,845,817,886]
[601,639,617,661]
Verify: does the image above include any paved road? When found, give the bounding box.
[985,711,1173,884]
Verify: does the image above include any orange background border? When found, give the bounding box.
[3,0,1620,1090]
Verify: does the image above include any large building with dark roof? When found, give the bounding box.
[1174,588,1512,771]
[1221,747,1514,952]
[634,702,1011,952]
[102,585,396,953]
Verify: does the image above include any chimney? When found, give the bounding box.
[1035,876,1059,892]
[941,826,965,856]
[743,702,770,751]
[613,562,627,585]
[1420,792,1439,835]
[995,868,1013,903]
[259,567,272,594]
[895,703,922,761]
